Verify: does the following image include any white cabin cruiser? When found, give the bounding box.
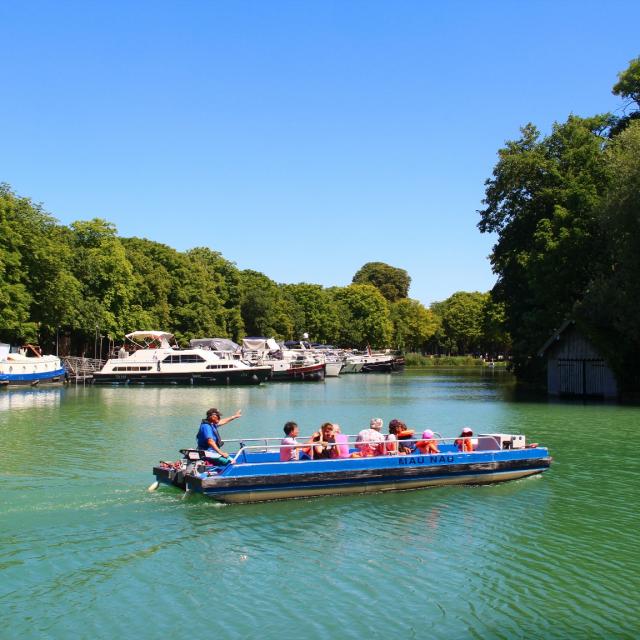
[93,331,271,385]
[342,350,401,373]
[241,337,325,381]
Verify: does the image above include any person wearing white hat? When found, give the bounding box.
[355,418,386,457]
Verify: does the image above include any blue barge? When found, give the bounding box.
[153,434,551,504]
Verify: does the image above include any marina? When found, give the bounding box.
[51,331,406,385]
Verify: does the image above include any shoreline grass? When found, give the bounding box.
[404,354,508,368]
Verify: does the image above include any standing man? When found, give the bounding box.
[196,407,242,465]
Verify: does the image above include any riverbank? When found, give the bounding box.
[404,353,508,368]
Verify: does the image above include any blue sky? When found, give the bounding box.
[1,1,638,305]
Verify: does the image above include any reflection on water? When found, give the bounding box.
[1,371,639,639]
[0,387,64,411]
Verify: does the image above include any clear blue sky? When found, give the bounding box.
[1,1,638,305]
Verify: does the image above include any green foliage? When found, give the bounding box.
[612,55,640,109]
[239,270,293,339]
[280,283,341,343]
[352,262,411,302]
[438,291,488,355]
[68,219,135,338]
[404,353,499,367]
[329,284,392,348]
[478,115,611,380]
[576,121,640,390]
[389,298,439,352]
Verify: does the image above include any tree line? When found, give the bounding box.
[478,56,640,390]
[0,192,508,358]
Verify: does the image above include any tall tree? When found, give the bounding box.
[478,115,611,381]
[239,270,293,339]
[611,55,640,134]
[438,291,488,355]
[280,283,341,344]
[576,120,640,389]
[352,262,411,302]
[329,284,392,348]
[390,298,439,352]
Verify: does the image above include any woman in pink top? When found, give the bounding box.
[332,424,350,458]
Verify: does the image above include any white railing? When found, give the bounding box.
[217,433,505,463]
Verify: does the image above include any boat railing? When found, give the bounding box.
[221,433,509,463]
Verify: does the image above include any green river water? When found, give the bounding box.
[1,370,638,639]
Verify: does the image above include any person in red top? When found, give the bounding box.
[415,429,440,454]
[455,427,474,452]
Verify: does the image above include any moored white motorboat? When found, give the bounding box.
[241,337,325,381]
[93,331,271,385]
[0,343,66,387]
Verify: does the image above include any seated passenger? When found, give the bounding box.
[311,422,337,459]
[355,418,386,457]
[388,419,414,454]
[415,429,440,454]
[386,420,407,455]
[455,427,475,452]
[333,424,350,458]
[279,421,309,461]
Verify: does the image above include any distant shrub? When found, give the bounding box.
[404,354,506,368]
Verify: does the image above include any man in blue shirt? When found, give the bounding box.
[196,407,242,465]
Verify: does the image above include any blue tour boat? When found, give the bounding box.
[152,433,551,504]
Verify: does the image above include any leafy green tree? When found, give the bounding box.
[611,55,640,135]
[280,283,341,343]
[186,247,244,341]
[68,219,136,339]
[0,185,84,345]
[612,55,640,110]
[481,296,511,356]
[478,115,611,380]
[390,298,439,352]
[329,284,392,348]
[121,237,175,330]
[439,291,488,355]
[239,270,293,339]
[577,120,640,390]
[352,262,411,302]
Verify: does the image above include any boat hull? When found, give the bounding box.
[324,362,343,377]
[154,449,551,504]
[0,367,67,387]
[270,363,325,381]
[93,367,271,385]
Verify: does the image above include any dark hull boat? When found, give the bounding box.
[153,433,551,504]
[93,331,271,386]
[270,362,325,381]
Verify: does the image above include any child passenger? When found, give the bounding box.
[279,421,308,461]
[455,427,475,452]
[415,429,440,454]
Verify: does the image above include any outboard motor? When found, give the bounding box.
[180,449,209,474]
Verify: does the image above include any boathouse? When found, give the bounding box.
[538,320,618,398]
